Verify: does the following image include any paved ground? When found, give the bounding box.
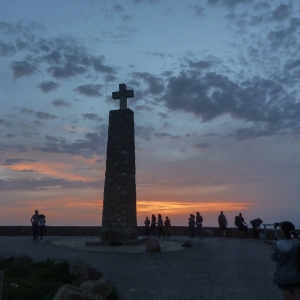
[0,235,281,300]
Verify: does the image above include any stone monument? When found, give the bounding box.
[101,83,137,241]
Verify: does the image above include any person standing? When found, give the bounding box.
[30,210,40,240]
[150,214,156,236]
[157,214,165,238]
[39,214,47,240]
[235,213,247,238]
[144,217,150,236]
[164,216,171,237]
[189,214,196,237]
[218,211,228,238]
[270,221,300,300]
[196,212,203,239]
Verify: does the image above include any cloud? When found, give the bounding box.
[104,74,117,82]
[82,113,103,122]
[113,5,124,13]
[0,177,103,192]
[284,59,300,71]
[158,112,168,119]
[267,18,300,45]
[19,108,35,115]
[0,40,16,56]
[35,112,57,120]
[195,142,211,149]
[47,63,86,78]
[192,5,205,17]
[10,60,38,79]
[37,81,60,93]
[74,84,103,97]
[51,99,70,107]
[131,72,164,95]
[33,131,107,158]
[122,15,134,22]
[0,119,12,127]
[270,3,292,22]
[1,158,37,166]
[206,0,254,9]
[135,125,155,140]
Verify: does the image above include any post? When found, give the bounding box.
[0,271,3,300]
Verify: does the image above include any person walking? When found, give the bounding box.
[144,217,150,236]
[164,216,171,237]
[235,213,247,238]
[157,214,165,238]
[218,211,228,238]
[196,212,203,239]
[150,214,156,236]
[189,214,196,237]
[30,210,40,240]
[39,214,47,240]
[270,221,300,300]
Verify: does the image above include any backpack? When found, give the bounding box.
[234,216,241,227]
[218,214,226,225]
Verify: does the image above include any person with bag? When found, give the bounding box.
[270,221,300,300]
[234,213,247,238]
[39,214,47,240]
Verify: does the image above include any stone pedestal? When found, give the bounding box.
[101,109,137,241]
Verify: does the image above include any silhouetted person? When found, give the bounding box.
[39,214,47,240]
[196,212,203,239]
[235,213,247,238]
[250,218,263,239]
[31,210,40,240]
[189,214,195,237]
[157,214,165,238]
[164,216,171,237]
[150,214,156,236]
[144,217,150,236]
[271,221,300,299]
[218,211,228,238]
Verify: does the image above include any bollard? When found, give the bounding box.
[0,271,3,300]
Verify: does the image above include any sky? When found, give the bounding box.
[0,0,300,228]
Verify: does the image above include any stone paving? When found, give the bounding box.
[0,235,282,300]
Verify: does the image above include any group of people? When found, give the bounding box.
[144,214,171,238]
[30,210,47,240]
[144,212,204,238]
[218,211,264,239]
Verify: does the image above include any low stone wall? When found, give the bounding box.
[0,226,285,240]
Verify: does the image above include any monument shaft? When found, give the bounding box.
[101,109,137,241]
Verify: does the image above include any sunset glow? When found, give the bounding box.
[1,0,300,228]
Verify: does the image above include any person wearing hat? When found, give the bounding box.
[270,221,300,299]
[30,210,40,240]
[39,214,47,240]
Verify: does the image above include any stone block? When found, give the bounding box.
[146,238,161,252]
[203,229,214,237]
[80,278,113,299]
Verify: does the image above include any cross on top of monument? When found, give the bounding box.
[112,83,134,110]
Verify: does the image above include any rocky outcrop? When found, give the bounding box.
[54,259,103,281]
[52,284,104,300]
[52,260,115,300]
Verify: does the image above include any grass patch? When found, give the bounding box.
[0,258,81,300]
[181,241,193,247]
